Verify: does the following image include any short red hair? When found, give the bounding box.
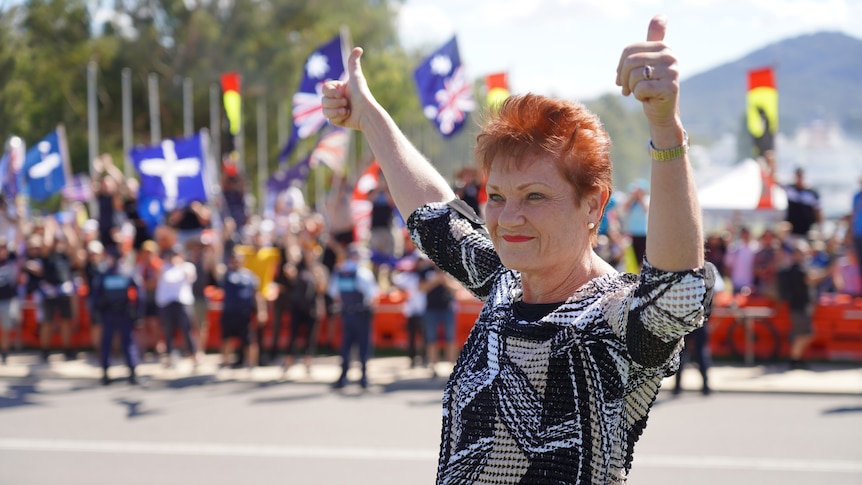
[475,94,613,217]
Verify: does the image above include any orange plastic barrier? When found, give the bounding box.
[10,284,862,363]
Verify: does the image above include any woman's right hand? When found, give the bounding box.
[322,47,375,132]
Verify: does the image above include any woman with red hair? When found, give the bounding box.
[323,15,713,484]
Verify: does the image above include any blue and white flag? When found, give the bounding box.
[129,132,210,214]
[413,36,475,138]
[278,34,346,162]
[22,128,69,202]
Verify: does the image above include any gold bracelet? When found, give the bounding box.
[648,131,689,161]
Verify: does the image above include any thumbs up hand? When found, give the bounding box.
[615,15,680,131]
[322,47,376,132]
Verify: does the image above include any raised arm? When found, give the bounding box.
[321,48,456,217]
[617,15,704,272]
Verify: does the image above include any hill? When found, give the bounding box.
[679,31,862,139]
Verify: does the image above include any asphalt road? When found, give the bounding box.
[1,369,861,484]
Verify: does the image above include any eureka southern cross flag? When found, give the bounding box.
[21,127,69,202]
[129,132,210,231]
[413,36,475,138]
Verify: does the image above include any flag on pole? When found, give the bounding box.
[278,34,346,162]
[0,136,25,199]
[129,132,211,232]
[61,174,93,203]
[221,72,242,154]
[485,72,510,110]
[747,67,778,157]
[414,36,475,137]
[310,126,350,175]
[21,127,69,202]
[267,154,312,193]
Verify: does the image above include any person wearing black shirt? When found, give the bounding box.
[0,239,20,364]
[784,168,822,240]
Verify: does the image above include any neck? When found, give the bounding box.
[519,252,613,303]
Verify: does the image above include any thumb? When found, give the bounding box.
[347,47,367,88]
[646,14,667,42]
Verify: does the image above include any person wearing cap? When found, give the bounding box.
[328,243,379,389]
[0,238,21,365]
[90,243,144,385]
[218,249,266,368]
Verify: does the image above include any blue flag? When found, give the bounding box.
[267,154,312,193]
[278,34,345,162]
[22,128,68,201]
[413,36,476,138]
[129,132,209,212]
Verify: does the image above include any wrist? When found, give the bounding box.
[648,130,689,162]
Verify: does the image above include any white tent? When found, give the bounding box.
[698,158,787,232]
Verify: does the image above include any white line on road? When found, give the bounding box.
[0,438,860,474]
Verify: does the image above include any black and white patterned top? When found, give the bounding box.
[407,202,714,485]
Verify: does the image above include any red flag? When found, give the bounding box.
[485,72,510,110]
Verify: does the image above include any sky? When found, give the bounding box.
[397,0,862,101]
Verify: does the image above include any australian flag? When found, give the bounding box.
[22,128,68,202]
[129,132,210,231]
[278,34,346,162]
[414,36,476,138]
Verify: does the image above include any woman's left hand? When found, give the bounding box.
[616,14,679,130]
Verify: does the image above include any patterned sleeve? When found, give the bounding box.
[621,261,716,368]
[406,201,503,300]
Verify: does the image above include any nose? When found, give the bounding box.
[496,199,524,228]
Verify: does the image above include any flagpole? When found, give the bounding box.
[87,62,98,186]
[277,99,288,149]
[148,73,161,144]
[257,96,268,215]
[122,68,133,179]
[183,77,194,137]
[209,83,221,166]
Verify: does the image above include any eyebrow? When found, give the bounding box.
[486,181,553,192]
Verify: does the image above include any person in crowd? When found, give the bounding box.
[37,216,79,361]
[784,167,822,241]
[367,176,400,277]
[0,237,20,364]
[324,175,356,249]
[418,259,460,377]
[674,263,724,396]
[621,179,649,270]
[165,200,211,248]
[321,15,713,482]
[852,175,862,284]
[832,246,861,297]
[392,237,427,368]
[218,249,266,369]
[724,226,756,294]
[186,233,218,359]
[454,167,484,218]
[752,228,780,300]
[329,243,379,389]
[135,239,165,360]
[92,154,126,253]
[281,227,327,374]
[777,240,828,370]
[155,247,198,367]
[90,242,143,385]
[122,177,152,252]
[235,222,281,348]
[221,162,248,231]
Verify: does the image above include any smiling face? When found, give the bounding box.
[485,154,598,276]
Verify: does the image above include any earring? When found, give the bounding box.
[587,222,596,230]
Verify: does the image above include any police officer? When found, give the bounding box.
[328,243,378,389]
[219,250,265,369]
[90,243,143,385]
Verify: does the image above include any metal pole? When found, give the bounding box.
[87,62,98,180]
[257,97,268,215]
[183,77,193,137]
[210,83,221,165]
[121,68,133,178]
[148,73,161,144]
